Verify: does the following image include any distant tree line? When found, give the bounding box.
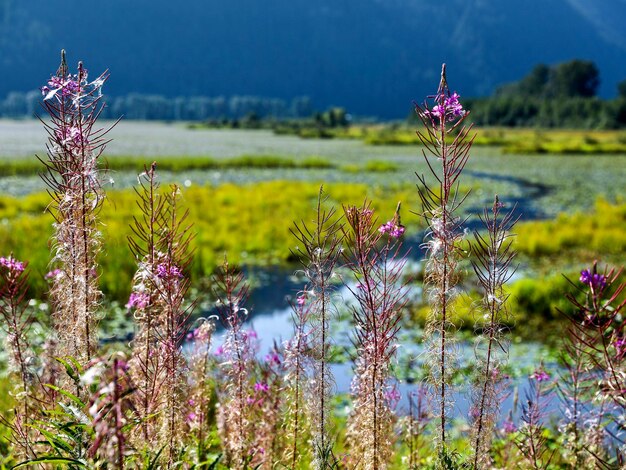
[0,92,314,121]
[463,59,626,128]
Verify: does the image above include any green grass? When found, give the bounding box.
[0,181,421,301]
[0,154,337,176]
[514,198,626,259]
[284,123,626,154]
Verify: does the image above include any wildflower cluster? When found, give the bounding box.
[378,210,405,238]
[579,268,607,291]
[0,256,25,274]
[426,91,465,122]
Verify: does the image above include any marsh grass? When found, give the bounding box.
[0,182,420,300]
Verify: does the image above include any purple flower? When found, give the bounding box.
[214,345,224,356]
[424,92,466,122]
[45,268,62,280]
[530,369,550,382]
[156,263,184,280]
[580,269,607,291]
[126,292,150,310]
[502,418,517,434]
[0,256,24,274]
[384,387,401,408]
[378,220,405,239]
[42,75,81,100]
[615,337,626,357]
[254,382,270,392]
[445,92,464,117]
[265,352,281,365]
[296,295,306,306]
[186,411,197,423]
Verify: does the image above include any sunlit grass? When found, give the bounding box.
[0,181,420,300]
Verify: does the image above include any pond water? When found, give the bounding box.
[200,241,559,422]
[1,120,625,218]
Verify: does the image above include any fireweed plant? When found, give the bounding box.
[290,187,343,469]
[282,289,314,467]
[0,256,36,458]
[468,196,518,469]
[39,50,113,368]
[127,162,168,447]
[342,202,408,470]
[560,263,626,466]
[414,64,474,456]
[212,259,257,468]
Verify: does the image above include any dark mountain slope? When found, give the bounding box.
[1,0,625,118]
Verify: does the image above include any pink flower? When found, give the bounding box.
[265,352,281,365]
[186,412,197,423]
[530,369,550,382]
[126,292,150,310]
[424,92,466,122]
[156,263,183,279]
[45,268,62,280]
[254,382,269,392]
[378,220,405,238]
[502,418,516,434]
[0,256,24,274]
[296,295,306,306]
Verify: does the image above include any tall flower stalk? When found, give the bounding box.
[156,185,195,466]
[281,296,313,467]
[214,259,255,469]
[290,186,343,468]
[39,50,112,366]
[127,172,194,464]
[469,196,517,469]
[186,318,216,463]
[562,263,626,465]
[127,162,168,446]
[0,255,36,458]
[342,203,408,470]
[415,64,473,452]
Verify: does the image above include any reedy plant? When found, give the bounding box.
[290,186,343,469]
[401,387,431,469]
[414,64,473,455]
[468,196,517,469]
[186,318,217,463]
[515,369,554,469]
[85,354,134,469]
[562,263,626,466]
[127,172,195,464]
[250,346,285,469]
[127,162,168,447]
[0,255,37,459]
[213,259,256,469]
[342,202,408,470]
[39,50,112,367]
[281,297,313,468]
[156,184,195,466]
